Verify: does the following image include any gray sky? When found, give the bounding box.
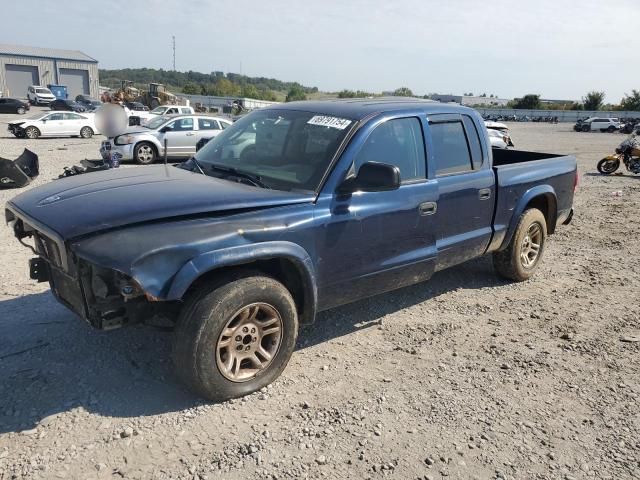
[4,0,639,101]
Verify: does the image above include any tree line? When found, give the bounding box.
[507,91,640,111]
[98,68,319,102]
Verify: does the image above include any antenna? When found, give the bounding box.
[172,35,176,71]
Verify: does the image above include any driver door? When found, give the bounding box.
[316,116,439,309]
[161,117,196,156]
[41,113,66,136]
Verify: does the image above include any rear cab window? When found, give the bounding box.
[429,114,484,176]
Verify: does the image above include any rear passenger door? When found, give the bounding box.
[197,117,222,143]
[426,113,495,270]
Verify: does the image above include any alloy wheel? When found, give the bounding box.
[215,302,283,382]
[520,222,542,268]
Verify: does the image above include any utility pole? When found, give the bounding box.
[172,35,176,71]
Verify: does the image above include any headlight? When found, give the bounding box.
[114,134,135,145]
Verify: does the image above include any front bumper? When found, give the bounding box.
[100,141,134,161]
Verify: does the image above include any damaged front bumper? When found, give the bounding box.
[6,205,177,330]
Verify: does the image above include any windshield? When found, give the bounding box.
[145,116,171,129]
[150,107,166,114]
[193,109,354,192]
[36,88,52,94]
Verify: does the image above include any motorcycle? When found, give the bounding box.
[597,133,640,175]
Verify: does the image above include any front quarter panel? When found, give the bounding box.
[71,202,319,305]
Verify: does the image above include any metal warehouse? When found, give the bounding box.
[0,44,99,99]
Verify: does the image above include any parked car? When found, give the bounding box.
[0,97,30,114]
[576,117,622,133]
[27,86,56,106]
[50,99,87,113]
[75,95,102,111]
[8,111,98,139]
[124,102,149,112]
[128,105,195,126]
[100,114,232,164]
[6,100,577,401]
[485,120,514,146]
[487,128,508,149]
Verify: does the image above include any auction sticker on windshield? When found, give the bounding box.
[307,115,352,130]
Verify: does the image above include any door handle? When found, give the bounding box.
[478,188,492,200]
[186,133,195,136]
[419,201,437,216]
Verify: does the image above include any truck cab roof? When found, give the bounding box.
[269,97,468,120]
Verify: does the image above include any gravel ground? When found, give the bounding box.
[0,112,638,480]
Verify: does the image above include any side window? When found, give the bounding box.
[461,115,483,170]
[198,118,220,130]
[353,117,426,183]
[181,108,191,114]
[48,113,64,121]
[63,113,81,120]
[167,108,179,115]
[166,117,194,131]
[429,121,473,176]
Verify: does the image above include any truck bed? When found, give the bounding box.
[489,147,577,252]
[492,148,569,166]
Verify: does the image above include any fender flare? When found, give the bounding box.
[165,241,318,324]
[499,185,557,251]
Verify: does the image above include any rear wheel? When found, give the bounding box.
[133,142,156,164]
[597,158,620,174]
[25,126,40,139]
[607,126,616,133]
[493,208,547,282]
[80,126,94,138]
[581,125,590,132]
[172,272,298,401]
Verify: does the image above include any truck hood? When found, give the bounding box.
[7,165,314,240]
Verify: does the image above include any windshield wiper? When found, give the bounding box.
[179,157,206,175]
[209,163,270,189]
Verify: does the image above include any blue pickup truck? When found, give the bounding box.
[6,99,577,400]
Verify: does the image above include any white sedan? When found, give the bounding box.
[8,111,100,139]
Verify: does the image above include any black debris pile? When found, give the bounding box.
[0,149,39,189]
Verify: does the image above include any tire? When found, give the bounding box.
[493,208,547,282]
[133,142,156,164]
[607,126,616,133]
[80,126,93,138]
[25,126,40,139]
[17,107,25,115]
[597,158,620,174]
[173,272,298,401]
[150,98,160,109]
[581,125,590,132]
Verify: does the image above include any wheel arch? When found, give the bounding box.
[499,186,557,251]
[165,242,318,325]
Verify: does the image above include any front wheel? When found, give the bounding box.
[493,208,547,282]
[25,126,40,139]
[133,142,156,164]
[597,158,620,174]
[80,126,93,138]
[607,126,616,133]
[17,107,25,115]
[172,272,298,401]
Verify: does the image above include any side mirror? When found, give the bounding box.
[160,126,171,133]
[338,161,400,193]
